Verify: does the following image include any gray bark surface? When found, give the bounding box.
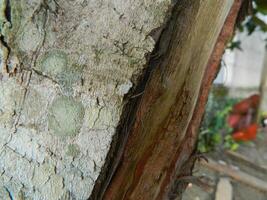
[0,0,172,199]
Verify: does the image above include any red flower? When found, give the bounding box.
[232,123,258,141]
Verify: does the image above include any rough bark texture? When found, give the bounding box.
[0,1,174,199]
[260,51,267,113]
[0,0,244,199]
[166,0,243,198]
[103,0,237,200]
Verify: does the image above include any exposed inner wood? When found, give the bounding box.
[166,0,243,198]
[103,0,236,199]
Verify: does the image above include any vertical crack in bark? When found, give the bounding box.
[11,1,52,134]
[5,0,11,23]
[4,186,13,200]
[0,0,12,74]
[90,0,243,199]
[99,0,238,199]
[89,2,180,200]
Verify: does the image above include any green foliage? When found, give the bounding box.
[227,40,242,51]
[198,86,240,153]
[242,0,267,34]
[254,0,267,15]
[228,0,267,50]
[241,15,267,35]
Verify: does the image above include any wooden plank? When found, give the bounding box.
[215,178,233,200]
[226,150,267,173]
[200,159,267,192]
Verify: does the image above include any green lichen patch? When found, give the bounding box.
[57,64,84,94]
[48,96,85,137]
[18,22,44,52]
[38,50,84,95]
[39,50,68,78]
[66,144,80,157]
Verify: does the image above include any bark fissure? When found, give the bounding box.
[11,3,51,134]
[102,0,236,199]
[0,0,245,199]
[89,2,180,199]
[161,1,244,199]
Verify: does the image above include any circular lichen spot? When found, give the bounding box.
[48,96,85,137]
[57,64,84,94]
[66,144,80,157]
[39,50,68,77]
[38,50,84,95]
[19,22,43,52]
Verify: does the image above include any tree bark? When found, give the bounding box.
[102,0,242,199]
[0,1,175,199]
[259,51,267,114]
[0,0,243,200]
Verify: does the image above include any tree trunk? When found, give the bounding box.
[259,51,267,114]
[102,0,242,200]
[0,0,242,200]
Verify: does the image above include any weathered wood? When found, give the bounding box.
[215,178,233,200]
[200,159,267,192]
[225,150,267,174]
[104,0,236,199]
[164,1,244,198]
[259,51,267,114]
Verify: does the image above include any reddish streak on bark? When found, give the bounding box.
[104,1,243,199]
[104,72,165,199]
[158,0,243,198]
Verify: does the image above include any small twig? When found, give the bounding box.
[130,91,144,99]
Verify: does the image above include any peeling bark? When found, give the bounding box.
[0,0,244,199]
[103,0,241,199]
[165,0,244,198]
[259,51,267,114]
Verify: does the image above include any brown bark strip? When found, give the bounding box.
[163,0,244,199]
[104,0,236,199]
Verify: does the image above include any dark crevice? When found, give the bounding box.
[5,0,12,26]
[21,66,59,84]
[0,35,10,51]
[4,186,14,200]
[0,0,12,70]
[0,0,11,50]
[89,1,180,200]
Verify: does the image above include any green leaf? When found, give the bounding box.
[252,16,267,32]
[227,40,242,51]
[230,143,239,151]
[254,0,267,14]
[212,133,222,144]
